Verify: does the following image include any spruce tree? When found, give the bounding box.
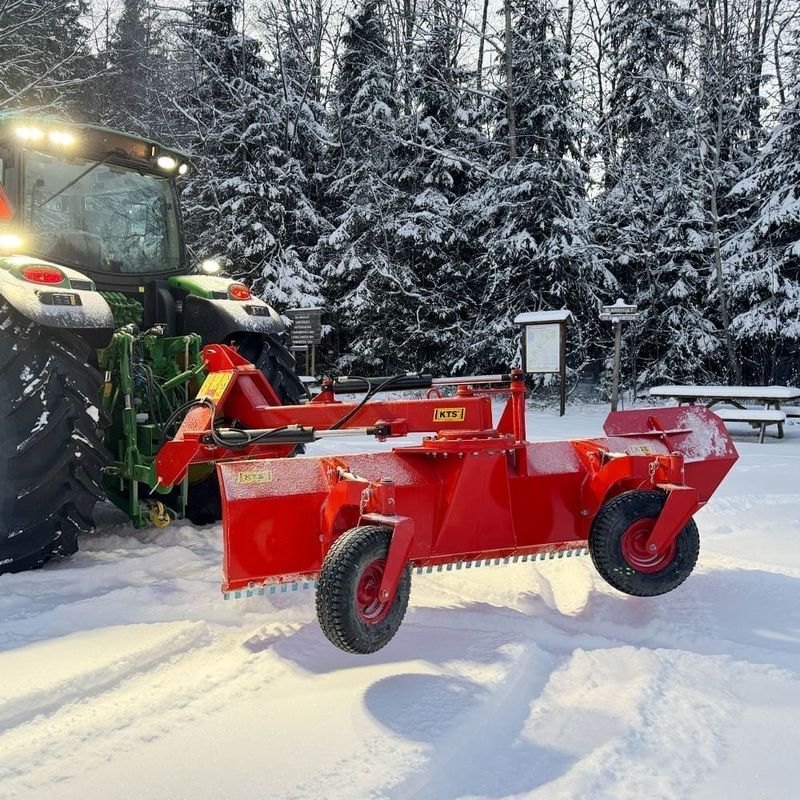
[381,19,483,373]
[465,0,607,372]
[725,36,800,383]
[596,0,717,386]
[180,0,322,308]
[99,0,168,136]
[316,0,401,370]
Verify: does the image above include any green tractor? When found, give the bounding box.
[0,114,305,574]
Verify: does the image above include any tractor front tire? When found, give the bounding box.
[589,490,700,597]
[0,304,110,575]
[316,526,412,654]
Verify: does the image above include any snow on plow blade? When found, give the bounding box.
[217,404,737,594]
[603,404,738,502]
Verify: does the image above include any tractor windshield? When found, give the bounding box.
[21,149,182,274]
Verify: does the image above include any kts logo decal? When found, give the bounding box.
[433,407,466,422]
[236,468,275,484]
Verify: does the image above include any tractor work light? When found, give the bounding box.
[21,265,65,285]
[15,126,43,141]
[48,130,75,146]
[178,163,189,176]
[157,155,178,171]
[200,259,221,274]
[0,233,23,250]
[229,283,251,301]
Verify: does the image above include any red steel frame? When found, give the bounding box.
[155,343,496,488]
[156,345,738,600]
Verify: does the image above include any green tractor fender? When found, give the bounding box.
[0,254,114,333]
[169,274,286,343]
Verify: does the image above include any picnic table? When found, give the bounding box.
[649,385,800,443]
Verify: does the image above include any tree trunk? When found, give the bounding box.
[504,0,517,162]
[709,174,740,382]
[476,0,489,92]
[403,0,413,115]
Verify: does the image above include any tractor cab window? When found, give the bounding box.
[21,149,182,274]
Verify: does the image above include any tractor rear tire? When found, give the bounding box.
[185,471,223,526]
[0,304,110,575]
[234,332,308,405]
[589,490,699,597]
[316,526,412,654]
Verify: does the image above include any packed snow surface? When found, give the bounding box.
[1,406,799,800]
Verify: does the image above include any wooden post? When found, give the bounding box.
[559,322,567,417]
[611,320,622,412]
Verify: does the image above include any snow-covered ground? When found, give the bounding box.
[1,406,799,800]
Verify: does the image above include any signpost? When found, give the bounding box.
[285,307,322,375]
[515,310,573,416]
[599,299,639,412]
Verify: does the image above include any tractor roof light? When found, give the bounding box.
[15,126,44,142]
[200,259,221,274]
[21,264,65,285]
[48,130,75,146]
[229,283,251,301]
[0,232,23,251]
[157,155,178,171]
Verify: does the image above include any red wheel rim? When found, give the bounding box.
[356,558,390,624]
[620,519,676,573]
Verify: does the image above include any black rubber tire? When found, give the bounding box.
[234,332,308,405]
[185,471,223,526]
[0,304,110,575]
[589,489,700,597]
[316,526,412,654]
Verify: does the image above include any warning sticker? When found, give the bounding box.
[197,371,233,403]
[236,469,275,485]
[433,407,466,423]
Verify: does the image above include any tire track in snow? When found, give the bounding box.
[0,621,212,732]
[0,620,295,798]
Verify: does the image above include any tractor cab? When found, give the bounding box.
[0,114,286,345]
[0,114,188,289]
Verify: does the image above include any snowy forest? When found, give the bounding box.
[1,0,799,389]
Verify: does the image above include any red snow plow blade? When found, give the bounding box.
[157,344,737,653]
[217,392,737,594]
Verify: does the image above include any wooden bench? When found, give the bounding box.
[780,406,800,418]
[712,407,786,443]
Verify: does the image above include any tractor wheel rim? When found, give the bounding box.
[620,519,676,573]
[356,559,390,624]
